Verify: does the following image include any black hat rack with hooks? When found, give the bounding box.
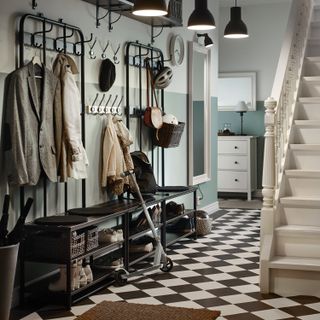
[125,41,165,186]
[19,13,87,220]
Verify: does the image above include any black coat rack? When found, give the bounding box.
[125,41,165,187]
[18,13,87,217]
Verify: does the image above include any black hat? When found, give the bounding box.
[99,58,116,92]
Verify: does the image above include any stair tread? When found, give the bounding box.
[290,144,320,150]
[285,169,320,177]
[270,256,320,271]
[276,224,320,233]
[294,120,320,126]
[298,97,320,103]
[302,76,320,82]
[280,196,320,208]
[306,56,320,62]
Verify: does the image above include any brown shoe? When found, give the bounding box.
[166,201,185,218]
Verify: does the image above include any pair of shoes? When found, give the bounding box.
[166,201,185,219]
[150,204,162,225]
[79,260,94,287]
[48,259,93,292]
[130,205,162,234]
[94,256,124,270]
[98,228,123,244]
[109,258,124,269]
[129,235,155,253]
[129,242,153,253]
[130,211,148,235]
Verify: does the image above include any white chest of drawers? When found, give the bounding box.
[218,136,257,200]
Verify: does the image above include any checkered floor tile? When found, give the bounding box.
[17,209,320,320]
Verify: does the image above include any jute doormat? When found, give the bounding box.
[76,301,220,320]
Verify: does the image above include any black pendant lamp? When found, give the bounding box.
[197,33,214,48]
[132,0,168,17]
[188,0,216,31]
[224,0,249,39]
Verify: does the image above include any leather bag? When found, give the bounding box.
[130,151,158,194]
[143,60,163,129]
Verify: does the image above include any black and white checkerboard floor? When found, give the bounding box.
[20,209,320,320]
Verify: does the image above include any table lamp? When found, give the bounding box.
[235,101,248,135]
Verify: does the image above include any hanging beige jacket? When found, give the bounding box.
[53,54,89,181]
[101,115,134,195]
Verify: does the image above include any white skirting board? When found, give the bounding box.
[199,201,220,215]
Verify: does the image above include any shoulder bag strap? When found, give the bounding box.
[146,60,160,110]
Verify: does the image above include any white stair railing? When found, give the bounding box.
[267,0,312,196]
[260,0,313,293]
[262,0,312,211]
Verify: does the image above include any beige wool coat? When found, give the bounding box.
[101,115,134,195]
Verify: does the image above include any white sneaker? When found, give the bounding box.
[79,267,87,287]
[74,260,82,290]
[98,228,117,244]
[110,258,124,269]
[84,264,93,283]
[129,242,153,253]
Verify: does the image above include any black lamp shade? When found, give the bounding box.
[204,34,213,48]
[133,0,167,17]
[197,33,214,48]
[188,0,216,30]
[224,6,249,39]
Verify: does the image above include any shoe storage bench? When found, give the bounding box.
[20,187,197,309]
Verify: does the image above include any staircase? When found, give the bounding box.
[260,0,320,297]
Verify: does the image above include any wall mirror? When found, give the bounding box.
[217,72,256,111]
[188,42,211,186]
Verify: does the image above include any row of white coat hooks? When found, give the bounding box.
[87,93,123,115]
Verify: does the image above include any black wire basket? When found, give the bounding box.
[153,122,185,148]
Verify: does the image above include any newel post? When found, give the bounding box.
[262,97,277,208]
[260,97,277,293]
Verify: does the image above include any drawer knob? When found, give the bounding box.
[234,146,238,149]
[234,161,238,164]
[235,179,239,182]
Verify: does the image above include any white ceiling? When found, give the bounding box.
[219,0,291,7]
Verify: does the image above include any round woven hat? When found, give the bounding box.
[99,58,116,92]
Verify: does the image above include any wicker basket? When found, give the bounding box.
[196,217,212,236]
[71,232,86,257]
[86,226,99,252]
[153,122,185,148]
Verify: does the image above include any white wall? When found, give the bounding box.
[0,0,219,229]
[218,1,291,101]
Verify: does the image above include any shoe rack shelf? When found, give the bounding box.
[21,187,197,309]
[129,226,162,241]
[166,209,195,225]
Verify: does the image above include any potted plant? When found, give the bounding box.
[0,195,33,320]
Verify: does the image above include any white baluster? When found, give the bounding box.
[262,97,277,209]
